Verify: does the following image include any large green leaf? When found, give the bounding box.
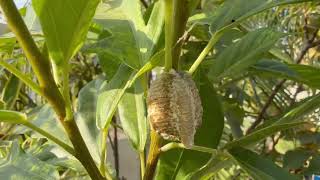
[0,141,59,180]
[32,0,100,65]
[229,147,299,180]
[1,75,21,109]
[155,71,224,179]
[77,77,105,162]
[118,80,147,152]
[96,50,163,131]
[96,64,134,130]
[208,28,283,82]
[250,60,320,89]
[93,0,164,70]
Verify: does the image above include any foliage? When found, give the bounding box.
[0,0,319,179]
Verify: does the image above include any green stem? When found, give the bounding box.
[100,129,113,180]
[23,121,75,156]
[0,0,66,117]
[0,60,42,97]
[139,151,146,180]
[160,142,217,154]
[63,120,105,180]
[61,65,73,121]
[172,0,190,69]
[143,130,163,180]
[164,0,174,71]
[188,31,224,74]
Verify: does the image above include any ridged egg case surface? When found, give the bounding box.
[147,69,203,148]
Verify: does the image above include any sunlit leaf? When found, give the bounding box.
[32,0,100,65]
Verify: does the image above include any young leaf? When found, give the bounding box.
[155,71,224,179]
[208,28,283,82]
[0,141,59,180]
[229,147,300,180]
[32,0,100,65]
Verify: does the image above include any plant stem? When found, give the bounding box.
[63,120,105,180]
[61,66,73,122]
[143,130,162,180]
[160,142,217,154]
[0,0,65,117]
[0,60,42,96]
[0,1,104,179]
[172,0,190,69]
[100,130,113,180]
[139,151,146,180]
[188,31,223,75]
[164,0,173,71]
[113,120,120,178]
[23,121,75,156]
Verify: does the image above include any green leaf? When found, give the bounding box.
[229,147,299,180]
[96,64,134,130]
[223,122,305,149]
[93,0,164,69]
[118,80,147,152]
[207,0,316,32]
[1,75,22,109]
[77,77,105,162]
[96,50,163,130]
[0,110,26,124]
[275,93,320,125]
[155,71,224,179]
[0,141,59,180]
[251,60,320,89]
[186,152,233,180]
[20,105,72,146]
[32,0,100,65]
[208,28,283,81]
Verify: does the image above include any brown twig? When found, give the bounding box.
[246,28,319,135]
